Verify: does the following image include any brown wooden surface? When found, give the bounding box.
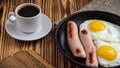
[0,0,91,68]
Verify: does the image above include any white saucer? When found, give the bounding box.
[5,13,52,41]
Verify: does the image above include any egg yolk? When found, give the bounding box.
[89,20,106,32]
[97,45,117,61]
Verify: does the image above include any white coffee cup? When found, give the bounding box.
[9,3,41,33]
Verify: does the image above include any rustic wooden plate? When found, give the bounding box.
[55,11,120,68]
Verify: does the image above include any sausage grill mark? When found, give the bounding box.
[75,48,81,54]
[81,29,87,34]
[68,23,74,38]
[88,47,94,64]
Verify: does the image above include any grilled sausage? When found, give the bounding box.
[79,29,98,67]
[67,21,86,58]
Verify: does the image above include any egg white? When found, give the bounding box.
[94,39,120,67]
[79,20,120,42]
[79,20,120,67]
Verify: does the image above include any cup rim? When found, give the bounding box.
[15,3,41,19]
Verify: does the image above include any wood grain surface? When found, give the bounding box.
[0,0,91,68]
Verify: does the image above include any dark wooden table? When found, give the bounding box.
[0,0,91,68]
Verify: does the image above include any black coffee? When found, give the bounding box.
[18,6,39,17]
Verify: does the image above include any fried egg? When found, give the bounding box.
[79,20,120,42]
[94,39,120,67]
[79,19,120,67]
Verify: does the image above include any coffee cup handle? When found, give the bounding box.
[8,12,16,23]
